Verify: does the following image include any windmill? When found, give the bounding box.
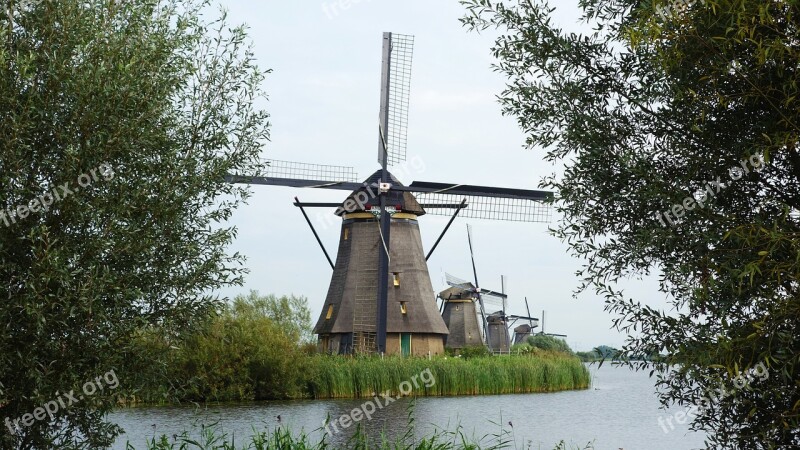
[439,271,508,350]
[510,297,540,344]
[226,32,552,356]
[538,310,567,339]
[441,225,518,353]
[437,282,484,349]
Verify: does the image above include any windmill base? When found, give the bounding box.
[317,332,444,356]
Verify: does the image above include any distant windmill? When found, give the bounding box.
[437,282,484,349]
[442,226,534,353]
[510,297,540,345]
[539,310,567,339]
[226,32,552,356]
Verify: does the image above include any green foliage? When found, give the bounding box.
[129,293,312,404]
[525,335,573,355]
[510,343,532,354]
[593,346,619,360]
[306,353,590,398]
[446,345,492,359]
[575,351,600,363]
[0,0,269,447]
[461,0,800,447]
[232,291,313,344]
[126,292,588,404]
[130,341,588,403]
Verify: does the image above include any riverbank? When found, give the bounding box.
[308,352,590,398]
[125,351,590,405]
[124,294,588,405]
[111,364,707,450]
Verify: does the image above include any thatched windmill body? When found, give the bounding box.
[312,171,449,355]
[437,284,483,349]
[226,32,552,356]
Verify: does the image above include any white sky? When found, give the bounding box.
[216,0,673,352]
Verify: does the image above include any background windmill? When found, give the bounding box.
[510,297,540,345]
[226,32,552,356]
[441,225,529,353]
[439,271,508,351]
[437,282,484,349]
[538,310,567,339]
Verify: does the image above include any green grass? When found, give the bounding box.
[125,350,590,404]
[304,352,590,399]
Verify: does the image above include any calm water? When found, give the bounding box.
[109,364,708,449]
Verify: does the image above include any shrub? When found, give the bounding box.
[526,335,573,354]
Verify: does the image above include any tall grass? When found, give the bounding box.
[305,352,590,399]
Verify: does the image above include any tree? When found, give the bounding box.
[526,334,573,354]
[462,0,799,447]
[231,291,313,344]
[0,0,269,447]
[593,345,619,361]
[169,294,307,402]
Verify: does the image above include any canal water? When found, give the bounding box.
[109,364,708,449]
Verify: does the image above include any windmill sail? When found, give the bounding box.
[407,182,552,222]
[225,159,360,190]
[445,273,473,290]
[378,33,414,167]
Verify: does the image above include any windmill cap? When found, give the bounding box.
[336,169,426,216]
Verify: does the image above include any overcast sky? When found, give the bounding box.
[216,0,672,352]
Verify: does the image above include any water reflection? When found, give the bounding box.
[110,364,707,449]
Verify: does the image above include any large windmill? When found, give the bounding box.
[226,32,552,356]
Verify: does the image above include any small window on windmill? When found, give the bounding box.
[400,301,407,315]
[343,228,349,241]
[392,272,400,287]
[325,304,334,320]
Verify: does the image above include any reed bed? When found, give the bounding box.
[304,352,590,399]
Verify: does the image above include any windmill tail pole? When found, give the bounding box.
[525,297,533,328]
[467,224,489,342]
[425,198,467,261]
[293,197,335,270]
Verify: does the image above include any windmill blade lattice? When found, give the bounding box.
[224,159,361,190]
[407,182,552,222]
[260,159,359,182]
[444,272,473,290]
[379,33,414,167]
[482,294,505,309]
